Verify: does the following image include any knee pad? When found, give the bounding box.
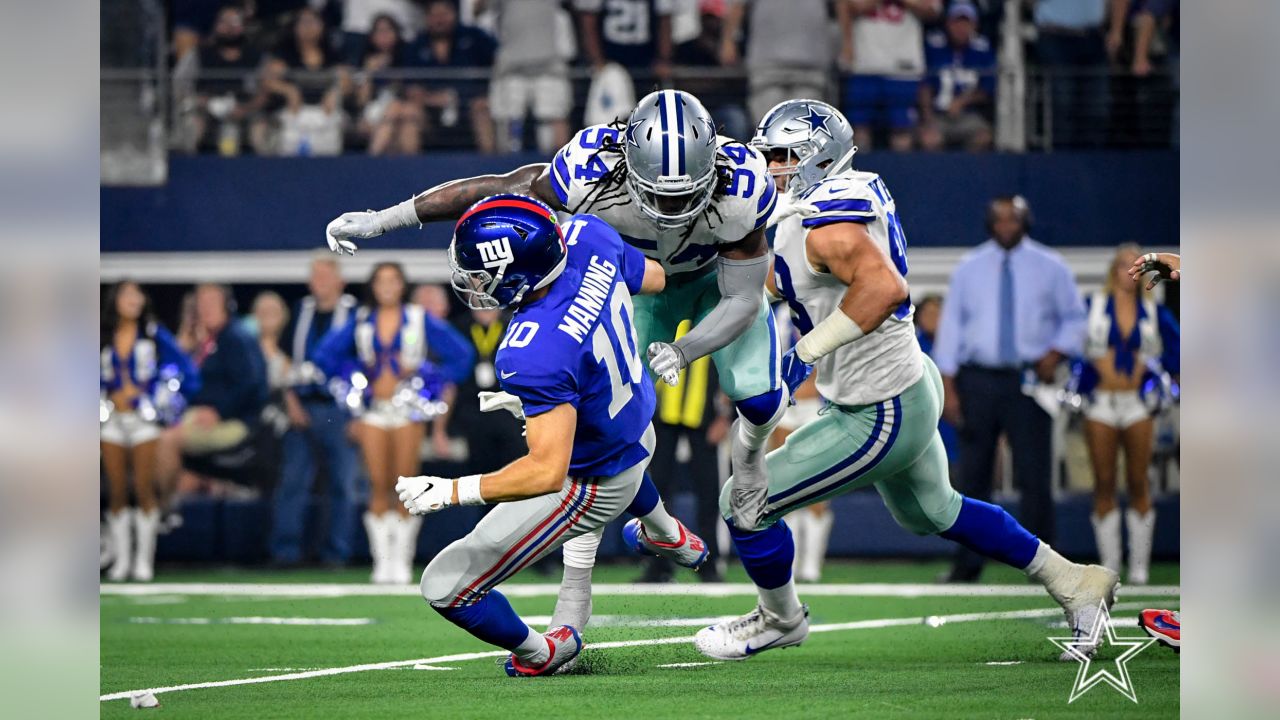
[736,387,786,427]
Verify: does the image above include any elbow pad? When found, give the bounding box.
[672,253,770,363]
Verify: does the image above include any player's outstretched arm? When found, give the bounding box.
[648,228,769,385]
[325,164,563,254]
[793,221,910,364]
[396,403,575,514]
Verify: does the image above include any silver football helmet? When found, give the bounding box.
[623,90,720,228]
[751,99,856,195]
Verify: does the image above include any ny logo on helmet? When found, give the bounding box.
[476,237,514,273]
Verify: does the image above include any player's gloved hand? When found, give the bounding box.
[396,475,454,515]
[647,342,687,387]
[325,211,386,255]
[780,347,814,403]
[478,391,525,420]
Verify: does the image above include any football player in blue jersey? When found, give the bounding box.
[394,194,695,676]
[328,89,785,629]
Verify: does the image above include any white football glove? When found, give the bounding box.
[647,341,686,387]
[396,475,454,515]
[325,211,387,255]
[478,390,525,420]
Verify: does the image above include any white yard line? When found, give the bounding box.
[102,582,1181,599]
[129,617,375,626]
[100,601,1164,702]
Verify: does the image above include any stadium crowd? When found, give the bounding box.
[101,192,1179,585]
[168,0,1179,156]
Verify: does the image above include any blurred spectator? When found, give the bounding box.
[1081,244,1179,586]
[175,5,265,155]
[258,7,351,156]
[722,0,840,128]
[172,0,240,61]
[314,263,474,584]
[156,284,268,503]
[355,14,428,155]
[269,256,360,568]
[913,294,958,478]
[575,0,675,79]
[408,0,497,153]
[1108,0,1178,147]
[100,281,200,582]
[918,2,994,152]
[643,321,727,583]
[674,7,748,140]
[843,0,942,152]
[412,283,462,460]
[452,307,527,477]
[340,0,423,64]
[932,196,1085,582]
[1034,0,1109,147]
[252,291,292,395]
[482,0,573,154]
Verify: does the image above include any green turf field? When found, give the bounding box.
[101,560,1179,719]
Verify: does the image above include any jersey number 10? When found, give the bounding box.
[592,283,644,419]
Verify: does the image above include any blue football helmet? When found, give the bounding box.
[449,194,567,309]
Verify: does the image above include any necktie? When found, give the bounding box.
[998,253,1017,366]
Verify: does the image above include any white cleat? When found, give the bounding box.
[1046,564,1121,661]
[694,604,809,661]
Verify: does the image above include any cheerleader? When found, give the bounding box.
[100,281,200,582]
[1082,244,1180,585]
[315,263,473,583]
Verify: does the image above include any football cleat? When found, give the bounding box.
[504,625,583,677]
[1046,564,1121,661]
[1138,609,1180,653]
[622,518,709,570]
[694,604,809,661]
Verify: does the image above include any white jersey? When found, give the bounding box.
[851,3,928,76]
[550,124,777,275]
[772,170,923,407]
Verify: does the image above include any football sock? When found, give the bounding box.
[626,473,680,542]
[759,581,803,621]
[513,627,552,665]
[549,565,593,631]
[729,520,794,589]
[939,497,1040,569]
[434,590,532,651]
[1024,541,1082,591]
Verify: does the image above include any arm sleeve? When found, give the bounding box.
[499,367,578,418]
[154,325,202,399]
[931,271,965,376]
[312,317,357,379]
[423,314,477,385]
[1157,305,1180,375]
[671,253,769,363]
[1049,263,1088,356]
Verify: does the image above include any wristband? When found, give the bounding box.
[456,474,485,506]
[375,198,421,232]
[794,310,865,363]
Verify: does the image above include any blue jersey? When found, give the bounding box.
[495,214,655,478]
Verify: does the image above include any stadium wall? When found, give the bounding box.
[102,151,1177,253]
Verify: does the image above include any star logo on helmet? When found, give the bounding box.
[801,105,833,138]
[626,118,643,148]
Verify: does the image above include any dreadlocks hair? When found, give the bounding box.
[569,120,741,241]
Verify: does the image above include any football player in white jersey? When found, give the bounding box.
[324,90,787,633]
[693,99,1121,662]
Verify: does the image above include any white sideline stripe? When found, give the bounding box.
[100,601,1154,702]
[129,616,375,626]
[657,662,722,668]
[101,582,1182,599]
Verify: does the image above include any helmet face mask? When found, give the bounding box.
[448,245,504,310]
[623,90,720,229]
[751,100,856,196]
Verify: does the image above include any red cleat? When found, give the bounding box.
[1138,609,1180,653]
